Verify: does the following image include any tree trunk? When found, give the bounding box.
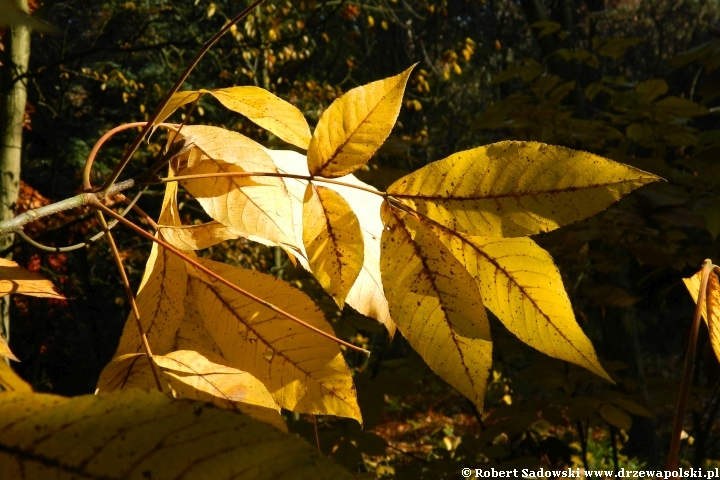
[0,0,31,357]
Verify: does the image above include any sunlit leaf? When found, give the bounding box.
[0,258,64,299]
[387,141,661,237]
[154,350,286,431]
[427,226,612,382]
[0,389,354,479]
[380,203,492,409]
[0,360,31,392]
[112,183,187,359]
[303,184,364,307]
[307,64,416,178]
[153,90,203,127]
[209,87,311,149]
[268,149,395,336]
[158,221,238,251]
[172,125,297,247]
[184,257,361,422]
[683,268,720,363]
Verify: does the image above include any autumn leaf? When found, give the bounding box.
[0,335,19,362]
[156,88,311,149]
[380,203,492,409]
[0,360,31,392]
[307,64,416,178]
[154,350,286,431]
[111,182,187,359]
[269,148,395,336]
[0,389,354,479]
[387,141,661,237]
[184,257,361,422]
[303,183,364,307]
[158,221,237,251]
[0,257,64,299]
[683,267,720,363]
[426,225,611,382]
[209,87,311,149]
[171,125,297,247]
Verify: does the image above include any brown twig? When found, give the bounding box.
[91,200,371,357]
[667,258,714,469]
[99,0,266,194]
[158,171,389,198]
[95,211,163,391]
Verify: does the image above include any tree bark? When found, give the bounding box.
[0,0,31,357]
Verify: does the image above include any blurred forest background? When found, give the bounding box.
[1,0,720,477]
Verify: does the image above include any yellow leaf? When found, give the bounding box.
[268,148,395,336]
[0,258,64,299]
[158,221,237,250]
[427,227,611,382]
[303,184,364,307]
[599,402,633,431]
[0,389,354,479]
[683,268,720,364]
[111,183,188,359]
[209,87,311,149]
[0,360,31,392]
[185,257,361,422]
[154,350,286,431]
[387,141,661,237]
[96,353,158,392]
[0,334,19,362]
[380,203,492,409]
[307,64,416,178]
[153,90,203,126]
[172,125,297,247]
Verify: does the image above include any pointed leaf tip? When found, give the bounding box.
[307,63,417,178]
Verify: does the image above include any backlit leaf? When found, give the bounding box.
[426,226,611,382]
[302,184,364,307]
[154,350,286,431]
[268,148,395,336]
[387,141,661,237]
[0,389,354,479]
[172,125,297,247]
[380,203,492,409]
[307,64,416,178]
[0,258,64,299]
[158,221,237,250]
[683,268,720,363]
[184,257,361,422]
[209,87,311,149]
[112,182,187,359]
[156,88,311,149]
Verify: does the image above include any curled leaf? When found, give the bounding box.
[683,268,720,364]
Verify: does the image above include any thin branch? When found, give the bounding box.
[99,0,266,194]
[91,200,371,357]
[95,211,163,392]
[158,171,389,198]
[15,190,146,253]
[667,259,714,469]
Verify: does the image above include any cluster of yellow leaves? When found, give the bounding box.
[91,62,663,427]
